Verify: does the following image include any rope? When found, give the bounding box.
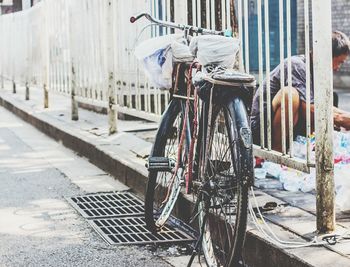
[249,186,350,248]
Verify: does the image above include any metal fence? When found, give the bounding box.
[0,0,335,232]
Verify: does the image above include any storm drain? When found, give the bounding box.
[89,216,196,245]
[68,191,196,245]
[67,191,144,219]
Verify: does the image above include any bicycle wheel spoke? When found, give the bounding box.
[145,101,189,231]
[198,106,250,267]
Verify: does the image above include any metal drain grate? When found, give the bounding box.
[68,192,144,219]
[89,216,196,245]
[68,191,196,245]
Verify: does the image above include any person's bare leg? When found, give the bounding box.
[271,88,301,152]
[300,101,315,133]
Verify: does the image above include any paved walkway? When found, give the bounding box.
[0,106,171,266]
[2,82,350,266]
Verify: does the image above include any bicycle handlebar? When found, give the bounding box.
[130,12,224,36]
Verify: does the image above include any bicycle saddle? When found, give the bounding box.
[193,68,256,88]
[212,69,255,85]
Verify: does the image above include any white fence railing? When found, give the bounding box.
[0,0,335,232]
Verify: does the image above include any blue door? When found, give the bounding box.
[244,0,298,71]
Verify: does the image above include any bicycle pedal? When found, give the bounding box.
[146,157,176,171]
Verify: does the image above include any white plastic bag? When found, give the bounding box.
[134,34,181,59]
[171,40,194,63]
[142,47,173,89]
[135,34,183,89]
[189,35,240,68]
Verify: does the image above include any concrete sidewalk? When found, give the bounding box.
[2,83,350,267]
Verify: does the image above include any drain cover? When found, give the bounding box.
[89,216,196,245]
[68,192,144,219]
[68,191,196,245]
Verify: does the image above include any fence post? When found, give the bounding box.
[13,81,16,94]
[11,13,16,94]
[106,0,117,134]
[43,0,49,108]
[25,82,30,100]
[312,0,335,233]
[25,22,30,101]
[71,64,79,121]
[68,3,79,121]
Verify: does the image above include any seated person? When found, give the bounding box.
[251,30,350,152]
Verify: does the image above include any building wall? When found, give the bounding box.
[332,0,350,75]
[10,0,21,11]
[1,0,22,14]
[297,0,350,87]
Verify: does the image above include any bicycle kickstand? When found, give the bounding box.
[187,213,207,267]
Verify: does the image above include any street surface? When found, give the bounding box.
[0,106,172,267]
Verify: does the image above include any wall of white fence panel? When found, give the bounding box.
[0,0,237,121]
[0,0,333,173]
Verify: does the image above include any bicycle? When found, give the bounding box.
[131,13,255,267]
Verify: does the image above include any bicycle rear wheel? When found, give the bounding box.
[145,99,190,232]
[198,98,252,266]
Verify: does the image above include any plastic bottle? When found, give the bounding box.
[262,161,283,179]
[254,168,267,179]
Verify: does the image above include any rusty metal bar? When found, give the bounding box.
[312,0,335,233]
[106,0,117,134]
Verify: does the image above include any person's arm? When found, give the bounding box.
[302,103,350,131]
[333,107,350,130]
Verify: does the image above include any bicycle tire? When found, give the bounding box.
[198,97,252,266]
[145,99,190,232]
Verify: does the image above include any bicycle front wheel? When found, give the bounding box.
[198,98,252,266]
[145,99,190,232]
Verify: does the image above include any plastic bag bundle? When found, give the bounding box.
[171,41,194,63]
[189,35,240,68]
[135,34,182,89]
[142,47,173,89]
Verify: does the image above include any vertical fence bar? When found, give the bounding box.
[226,0,230,30]
[257,0,264,148]
[286,0,293,157]
[279,0,286,154]
[58,4,64,94]
[264,0,271,150]
[243,0,249,73]
[48,2,53,94]
[237,0,244,71]
[206,0,210,29]
[11,14,16,94]
[192,0,197,27]
[25,16,30,101]
[304,0,311,165]
[210,0,215,30]
[197,0,202,27]
[221,0,226,30]
[43,1,49,108]
[312,0,335,233]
